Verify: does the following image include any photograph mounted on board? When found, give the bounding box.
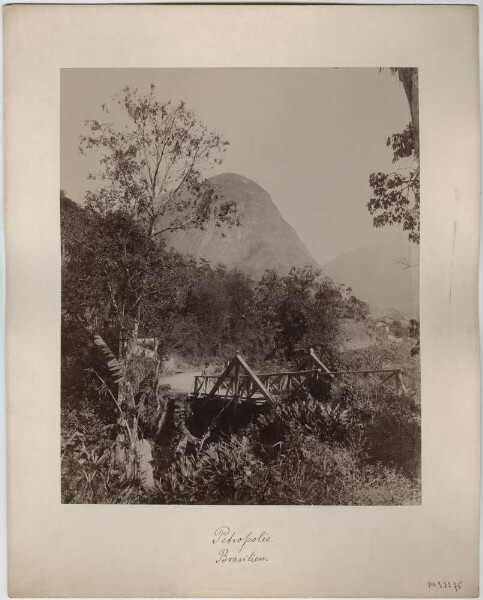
[61,68,420,505]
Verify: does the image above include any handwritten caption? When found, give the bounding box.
[212,525,272,564]
[427,581,462,592]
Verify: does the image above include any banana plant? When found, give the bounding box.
[93,334,125,383]
[89,333,155,492]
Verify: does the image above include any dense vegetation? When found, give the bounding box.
[61,193,365,398]
[61,83,420,505]
[61,194,421,505]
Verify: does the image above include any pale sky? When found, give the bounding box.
[61,68,413,263]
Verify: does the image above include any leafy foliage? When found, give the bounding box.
[368,68,419,244]
[63,331,421,505]
[255,266,344,364]
[157,435,264,504]
[62,195,195,367]
[80,84,238,238]
[368,124,420,243]
[253,397,352,451]
[93,334,124,383]
[149,384,420,505]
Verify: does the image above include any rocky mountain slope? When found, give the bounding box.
[163,173,319,280]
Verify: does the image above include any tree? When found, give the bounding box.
[396,68,419,158]
[224,269,256,348]
[345,295,370,321]
[368,68,420,244]
[61,192,196,402]
[79,85,239,368]
[255,266,342,364]
[80,85,238,238]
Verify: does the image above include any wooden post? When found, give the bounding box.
[193,376,200,397]
[245,377,252,399]
[235,353,276,406]
[206,356,237,397]
[234,359,240,397]
[309,348,335,379]
[397,370,409,395]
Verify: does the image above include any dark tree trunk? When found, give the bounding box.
[397,68,419,159]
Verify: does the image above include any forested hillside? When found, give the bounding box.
[61,192,420,505]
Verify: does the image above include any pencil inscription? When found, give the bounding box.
[427,581,462,592]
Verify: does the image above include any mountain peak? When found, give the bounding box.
[209,172,258,185]
[207,173,273,212]
[163,173,319,279]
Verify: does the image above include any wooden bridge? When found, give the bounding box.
[191,348,408,406]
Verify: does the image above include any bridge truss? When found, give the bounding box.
[191,348,408,405]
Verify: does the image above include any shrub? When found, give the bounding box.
[357,398,421,478]
[151,395,421,506]
[61,332,421,505]
[62,432,142,503]
[254,396,352,448]
[156,434,264,504]
[250,434,419,505]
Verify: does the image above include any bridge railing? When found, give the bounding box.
[193,369,324,399]
[191,349,408,403]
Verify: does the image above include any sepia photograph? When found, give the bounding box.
[60,67,421,505]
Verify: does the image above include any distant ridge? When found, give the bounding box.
[163,173,320,280]
[323,239,420,317]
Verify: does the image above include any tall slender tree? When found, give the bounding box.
[79,85,239,371]
[81,84,238,238]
